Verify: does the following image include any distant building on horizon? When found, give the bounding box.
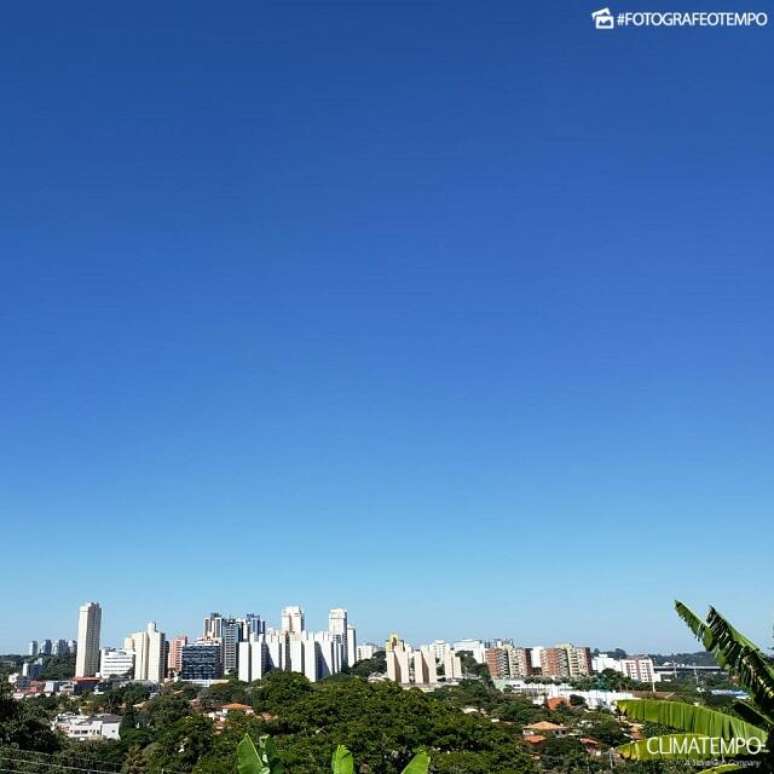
[281,606,304,635]
[125,622,166,682]
[327,608,357,668]
[75,602,101,678]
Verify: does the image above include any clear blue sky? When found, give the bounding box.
[1,1,772,655]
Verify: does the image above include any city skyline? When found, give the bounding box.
[2,597,751,657]
[10,599,686,691]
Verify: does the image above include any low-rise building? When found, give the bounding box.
[355,644,377,662]
[52,713,122,741]
[99,648,135,679]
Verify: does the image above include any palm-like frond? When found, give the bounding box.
[401,751,430,774]
[699,766,744,773]
[675,601,715,654]
[674,601,774,717]
[733,700,774,729]
[616,700,767,743]
[706,607,774,715]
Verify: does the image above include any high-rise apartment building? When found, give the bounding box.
[281,606,304,635]
[220,619,242,675]
[540,647,569,678]
[28,641,39,657]
[41,639,53,656]
[125,622,166,682]
[75,602,102,678]
[203,613,223,640]
[413,646,439,684]
[328,608,347,636]
[484,644,532,679]
[346,626,357,668]
[167,636,188,675]
[557,643,592,678]
[242,614,264,639]
[619,656,656,684]
[180,641,222,681]
[507,646,532,678]
[485,647,509,678]
[327,608,357,667]
[385,637,412,683]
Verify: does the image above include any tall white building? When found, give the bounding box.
[386,643,412,683]
[75,602,102,678]
[328,608,347,636]
[327,608,357,667]
[125,622,166,682]
[346,625,357,668]
[443,648,463,680]
[281,606,304,635]
[413,646,439,684]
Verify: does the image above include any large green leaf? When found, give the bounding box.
[616,700,767,743]
[675,601,774,718]
[699,766,744,774]
[706,607,774,716]
[259,735,284,774]
[238,735,270,774]
[733,700,774,729]
[401,750,430,774]
[331,744,354,774]
[675,601,715,654]
[237,734,285,774]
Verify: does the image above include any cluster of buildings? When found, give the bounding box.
[483,642,593,680]
[66,602,369,687]
[236,607,359,684]
[381,638,594,684]
[28,639,77,658]
[14,601,661,703]
[384,634,464,685]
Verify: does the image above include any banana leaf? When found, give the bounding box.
[331,744,354,774]
[616,700,766,743]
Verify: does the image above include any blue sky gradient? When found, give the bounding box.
[1,1,772,653]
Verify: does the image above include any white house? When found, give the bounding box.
[52,713,122,741]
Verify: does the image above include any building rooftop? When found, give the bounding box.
[524,721,568,731]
